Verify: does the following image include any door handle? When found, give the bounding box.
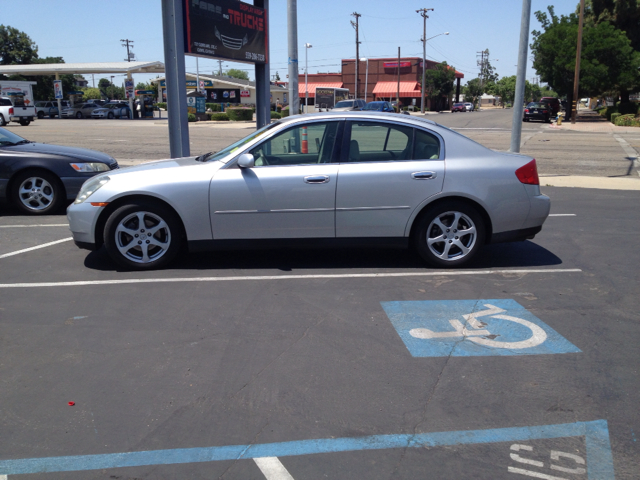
[304,175,330,184]
[411,171,437,180]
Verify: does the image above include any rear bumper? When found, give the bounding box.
[490,226,542,244]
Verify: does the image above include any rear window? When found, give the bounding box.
[0,98,13,106]
[335,101,354,108]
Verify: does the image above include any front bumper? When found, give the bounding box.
[67,201,103,248]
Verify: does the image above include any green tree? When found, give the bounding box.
[478,49,499,87]
[81,87,102,100]
[275,71,281,81]
[531,6,640,115]
[0,25,38,66]
[98,78,111,89]
[587,0,640,51]
[463,78,483,105]
[225,68,249,80]
[424,62,456,111]
[491,76,543,107]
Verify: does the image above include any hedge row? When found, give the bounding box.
[226,107,254,121]
[614,114,640,127]
[208,112,229,121]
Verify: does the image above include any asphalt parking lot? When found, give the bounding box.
[0,185,638,478]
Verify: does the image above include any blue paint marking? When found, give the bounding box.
[381,299,581,357]
[0,421,613,478]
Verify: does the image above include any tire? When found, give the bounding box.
[0,114,6,127]
[104,201,183,270]
[413,201,486,268]
[76,112,83,119]
[19,119,31,126]
[107,112,114,119]
[37,111,44,119]
[123,110,130,119]
[11,170,64,215]
[49,114,56,119]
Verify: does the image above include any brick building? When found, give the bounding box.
[299,57,464,110]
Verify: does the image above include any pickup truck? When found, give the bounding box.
[0,96,37,126]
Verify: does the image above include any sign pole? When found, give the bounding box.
[161,0,190,158]
[255,0,270,128]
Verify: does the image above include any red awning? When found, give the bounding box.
[372,81,422,98]
[298,82,343,96]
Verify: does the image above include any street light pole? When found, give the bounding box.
[360,58,369,103]
[305,43,312,113]
[417,8,433,114]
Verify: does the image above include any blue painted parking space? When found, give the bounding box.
[381,299,581,357]
[0,421,614,479]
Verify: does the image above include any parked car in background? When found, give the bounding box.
[91,102,132,119]
[540,97,560,116]
[67,111,550,270]
[362,101,395,113]
[451,103,466,112]
[523,102,551,123]
[35,101,59,119]
[332,99,366,111]
[464,102,474,112]
[86,99,107,107]
[0,127,118,214]
[0,96,37,126]
[61,103,100,119]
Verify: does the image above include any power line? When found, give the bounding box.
[120,39,135,62]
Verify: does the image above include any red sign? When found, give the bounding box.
[383,61,411,69]
[240,90,251,97]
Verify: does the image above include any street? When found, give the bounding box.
[0,112,639,479]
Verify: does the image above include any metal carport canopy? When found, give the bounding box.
[0,61,165,76]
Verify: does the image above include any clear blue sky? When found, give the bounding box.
[2,0,582,87]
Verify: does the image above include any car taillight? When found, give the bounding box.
[542,110,548,113]
[515,159,540,185]
[8,107,13,115]
[524,108,529,113]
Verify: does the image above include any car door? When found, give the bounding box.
[209,120,342,239]
[336,120,445,237]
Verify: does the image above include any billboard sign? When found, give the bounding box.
[183,0,267,64]
[53,80,63,99]
[125,79,135,99]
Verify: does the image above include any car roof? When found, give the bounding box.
[278,111,439,129]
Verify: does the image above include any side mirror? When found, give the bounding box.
[237,153,255,168]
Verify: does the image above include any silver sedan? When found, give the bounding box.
[67,112,550,270]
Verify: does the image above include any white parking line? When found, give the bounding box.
[548,214,576,217]
[0,238,73,260]
[254,457,295,480]
[0,269,582,289]
[0,224,68,228]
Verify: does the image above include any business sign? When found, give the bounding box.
[125,79,134,99]
[159,80,214,88]
[240,90,250,97]
[383,61,411,69]
[183,0,267,64]
[53,80,63,99]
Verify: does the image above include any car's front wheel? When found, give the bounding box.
[413,201,485,268]
[12,170,63,215]
[76,112,83,119]
[107,112,114,119]
[104,202,183,270]
[0,114,6,127]
[37,111,44,119]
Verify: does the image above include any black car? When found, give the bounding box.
[0,127,118,215]
[523,102,552,123]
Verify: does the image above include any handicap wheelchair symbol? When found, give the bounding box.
[381,299,581,357]
[409,303,548,350]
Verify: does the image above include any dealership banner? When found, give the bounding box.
[183,0,267,64]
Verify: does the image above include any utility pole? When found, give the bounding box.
[121,39,135,62]
[509,0,532,153]
[476,49,487,107]
[350,12,361,100]
[571,0,586,124]
[218,60,223,76]
[397,47,401,108]
[287,0,300,115]
[417,8,433,114]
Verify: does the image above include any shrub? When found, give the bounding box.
[157,102,167,110]
[610,113,621,124]
[615,114,639,126]
[270,111,281,119]
[281,106,290,118]
[206,103,221,112]
[208,112,229,121]
[226,107,254,121]
[604,106,619,121]
[188,113,197,122]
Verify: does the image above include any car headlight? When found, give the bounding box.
[74,176,110,204]
[70,162,111,173]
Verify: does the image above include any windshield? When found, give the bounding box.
[0,127,27,146]
[362,103,383,110]
[203,121,281,162]
[334,101,353,108]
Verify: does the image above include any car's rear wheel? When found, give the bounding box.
[104,202,183,270]
[107,112,114,119]
[19,119,31,126]
[37,111,44,119]
[76,112,83,119]
[0,114,6,127]
[413,201,485,268]
[12,170,63,215]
